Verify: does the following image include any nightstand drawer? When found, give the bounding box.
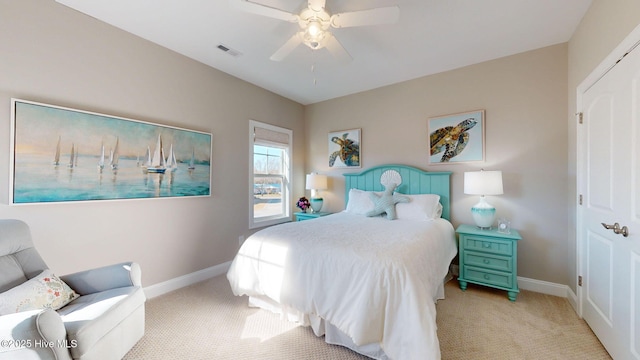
[463,266,513,289]
[464,251,512,272]
[461,236,513,256]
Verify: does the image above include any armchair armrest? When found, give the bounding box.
[60,262,142,295]
[0,309,72,360]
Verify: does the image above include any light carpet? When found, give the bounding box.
[123,275,610,359]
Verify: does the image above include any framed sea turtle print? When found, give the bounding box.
[328,128,361,168]
[428,110,485,164]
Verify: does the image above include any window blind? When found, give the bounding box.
[254,126,290,145]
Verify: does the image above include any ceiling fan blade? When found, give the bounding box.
[232,0,298,22]
[331,6,400,28]
[324,33,352,63]
[308,0,326,12]
[270,33,303,61]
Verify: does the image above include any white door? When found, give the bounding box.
[579,38,640,359]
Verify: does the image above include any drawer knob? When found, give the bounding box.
[483,242,491,248]
[484,274,490,280]
[483,259,490,264]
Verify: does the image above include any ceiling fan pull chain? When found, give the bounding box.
[311,54,318,86]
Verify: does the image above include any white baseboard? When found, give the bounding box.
[517,276,570,298]
[144,261,231,299]
[566,287,579,315]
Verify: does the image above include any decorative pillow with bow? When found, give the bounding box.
[365,183,410,220]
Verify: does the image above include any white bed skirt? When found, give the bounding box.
[247,279,448,360]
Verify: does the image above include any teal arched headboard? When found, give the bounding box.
[343,164,452,221]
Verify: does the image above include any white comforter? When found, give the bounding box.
[226,212,457,360]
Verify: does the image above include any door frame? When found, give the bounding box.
[576,23,640,317]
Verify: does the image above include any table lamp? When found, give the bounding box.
[464,170,503,229]
[306,173,328,213]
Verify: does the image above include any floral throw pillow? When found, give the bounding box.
[0,269,79,315]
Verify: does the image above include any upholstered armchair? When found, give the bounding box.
[0,219,146,360]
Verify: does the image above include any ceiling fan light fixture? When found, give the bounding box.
[303,20,327,49]
[307,20,323,37]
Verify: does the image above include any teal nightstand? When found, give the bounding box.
[456,224,522,301]
[294,212,332,221]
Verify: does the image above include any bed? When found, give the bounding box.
[227,164,457,360]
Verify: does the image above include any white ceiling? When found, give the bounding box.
[55,0,592,105]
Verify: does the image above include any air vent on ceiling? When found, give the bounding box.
[217,44,242,57]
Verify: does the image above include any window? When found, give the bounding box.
[249,120,292,229]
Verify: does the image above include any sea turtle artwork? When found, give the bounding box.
[329,132,360,167]
[429,117,478,162]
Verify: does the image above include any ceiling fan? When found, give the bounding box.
[233,0,400,62]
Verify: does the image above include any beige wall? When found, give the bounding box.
[0,0,304,286]
[567,0,640,292]
[306,44,570,284]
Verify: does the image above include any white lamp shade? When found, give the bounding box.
[305,173,327,190]
[464,171,503,196]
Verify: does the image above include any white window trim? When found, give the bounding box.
[249,120,292,229]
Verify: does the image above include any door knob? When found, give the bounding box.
[615,225,629,237]
[601,222,630,237]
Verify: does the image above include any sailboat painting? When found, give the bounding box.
[10,98,212,204]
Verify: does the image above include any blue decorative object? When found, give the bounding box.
[470,198,497,229]
[366,183,410,220]
[309,197,324,212]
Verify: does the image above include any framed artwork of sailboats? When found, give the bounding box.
[9,99,212,204]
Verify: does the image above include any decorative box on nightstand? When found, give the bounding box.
[456,224,522,301]
[294,212,332,221]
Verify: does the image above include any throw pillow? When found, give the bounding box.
[0,269,79,315]
[365,183,410,220]
[345,188,377,214]
[396,194,442,220]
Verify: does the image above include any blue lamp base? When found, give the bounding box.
[310,197,323,213]
[471,196,496,229]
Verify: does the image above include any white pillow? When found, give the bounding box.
[345,188,376,215]
[396,194,442,220]
[0,269,79,315]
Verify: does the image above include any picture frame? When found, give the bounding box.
[328,128,361,168]
[10,99,212,204]
[497,218,511,234]
[428,109,485,164]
